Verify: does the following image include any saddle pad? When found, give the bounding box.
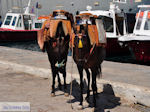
[38,19,72,50]
[88,23,106,46]
[71,24,106,48]
[49,19,72,38]
[88,25,99,45]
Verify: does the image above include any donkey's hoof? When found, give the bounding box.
[64,93,69,97]
[77,105,83,110]
[92,107,98,112]
[51,93,55,97]
[85,96,90,101]
[59,87,62,90]
[58,84,62,90]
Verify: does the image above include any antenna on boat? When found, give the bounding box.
[6,0,9,12]
[109,2,121,13]
[56,5,64,10]
[20,0,23,13]
[24,0,31,14]
[0,0,2,17]
[86,5,92,11]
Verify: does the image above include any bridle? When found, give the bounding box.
[75,33,96,65]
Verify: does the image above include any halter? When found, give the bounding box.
[75,33,96,65]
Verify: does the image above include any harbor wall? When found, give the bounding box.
[0,0,149,20]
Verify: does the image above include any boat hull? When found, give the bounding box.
[0,30,37,42]
[106,38,130,56]
[127,41,150,62]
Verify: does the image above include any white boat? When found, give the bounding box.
[118,5,150,62]
[0,0,45,42]
[80,3,130,56]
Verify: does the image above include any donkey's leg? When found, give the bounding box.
[85,69,90,100]
[51,73,56,97]
[57,73,62,90]
[77,65,84,108]
[91,69,97,108]
[51,66,57,97]
[63,69,69,97]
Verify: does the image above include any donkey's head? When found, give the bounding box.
[45,10,74,64]
[46,21,70,62]
[73,13,106,68]
[73,15,94,65]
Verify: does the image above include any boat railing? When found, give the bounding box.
[138,5,150,8]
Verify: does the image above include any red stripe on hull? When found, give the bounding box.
[0,31,37,42]
[128,41,150,62]
[0,28,39,32]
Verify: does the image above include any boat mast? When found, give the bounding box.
[20,0,23,13]
[6,0,9,11]
[0,0,2,16]
[24,0,31,14]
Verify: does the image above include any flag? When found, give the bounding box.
[31,6,34,13]
[130,0,133,4]
[36,2,39,8]
[135,0,142,2]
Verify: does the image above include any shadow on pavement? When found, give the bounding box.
[63,80,121,112]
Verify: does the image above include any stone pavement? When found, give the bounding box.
[0,46,150,107]
[0,66,141,112]
[0,46,150,88]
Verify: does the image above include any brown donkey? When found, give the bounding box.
[38,10,74,97]
[72,13,106,109]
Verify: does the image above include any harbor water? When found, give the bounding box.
[1,41,149,65]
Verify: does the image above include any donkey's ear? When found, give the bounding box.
[73,24,77,34]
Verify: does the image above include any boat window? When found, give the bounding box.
[144,18,150,30]
[101,16,114,32]
[23,15,31,30]
[35,23,42,28]
[116,16,124,35]
[12,17,17,26]
[17,16,22,27]
[136,17,142,30]
[4,16,12,25]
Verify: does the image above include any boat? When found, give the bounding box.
[80,3,130,56]
[0,0,45,42]
[118,5,150,62]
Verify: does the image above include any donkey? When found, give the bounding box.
[72,14,106,109]
[38,10,73,97]
[45,21,70,96]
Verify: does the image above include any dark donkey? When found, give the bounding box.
[72,13,106,109]
[38,10,73,97]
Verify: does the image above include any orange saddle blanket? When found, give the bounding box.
[38,19,72,50]
[71,22,106,48]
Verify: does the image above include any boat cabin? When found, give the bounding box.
[80,4,128,38]
[133,5,150,36]
[0,0,44,31]
[1,12,43,30]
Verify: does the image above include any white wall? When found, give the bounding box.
[0,0,149,21]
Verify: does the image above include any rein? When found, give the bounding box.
[77,43,96,68]
[76,34,96,65]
